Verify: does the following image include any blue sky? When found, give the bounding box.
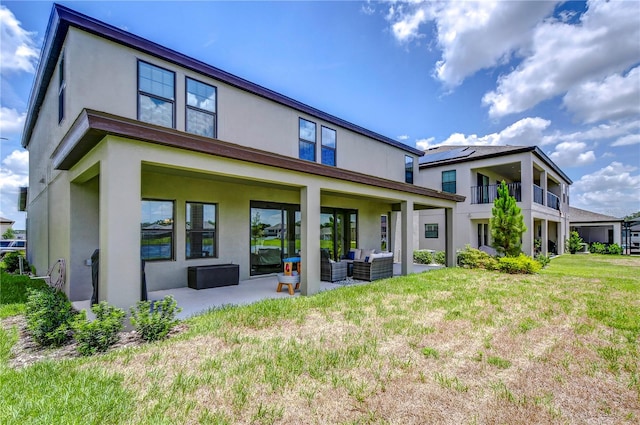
[1,0,639,230]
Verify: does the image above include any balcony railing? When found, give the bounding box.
[547,192,560,210]
[533,184,544,205]
[471,182,522,204]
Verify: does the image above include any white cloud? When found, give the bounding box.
[397,134,410,141]
[563,66,640,124]
[0,149,29,229]
[483,0,640,118]
[0,106,26,135]
[571,161,640,217]
[415,137,435,150]
[612,134,640,147]
[436,117,551,147]
[548,141,596,168]
[0,5,39,74]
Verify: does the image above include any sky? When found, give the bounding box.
[1,0,639,230]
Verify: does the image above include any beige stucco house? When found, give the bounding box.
[414,145,572,256]
[568,207,623,246]
[21,5,463,310]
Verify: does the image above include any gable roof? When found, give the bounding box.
[568,206,623,223]
[419,145,573,184]
[0,217,15,224]
[21,4,422,156]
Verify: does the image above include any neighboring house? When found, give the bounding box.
[568,207,623,247]
[0,216,15,236]
[623,217,640,254]
[21,5,464,310]
[415,145,572,256]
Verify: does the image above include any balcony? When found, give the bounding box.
[547,192,560,210]
[533,184,544,205]
[471,182,522,204]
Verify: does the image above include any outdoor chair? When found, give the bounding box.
[30,258,66,290]
[320,249,348,282]
[352,254,393,281]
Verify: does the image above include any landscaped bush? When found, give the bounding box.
[130,295,182,342]
[73,302,125,356]
[457,245,498,270]
[434,251,446,265]
[498,254,541,274]
[413,250,434,265]
[535,253,551,268]
[589,242,607,254]
[607,243,623,255]
[25,286,75,347]
[566,231,584,254]
[2,251,29,274]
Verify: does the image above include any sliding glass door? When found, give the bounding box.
[320,208,357,261]
[250,201,300,276]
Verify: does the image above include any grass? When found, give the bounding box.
[1,254,639,424]
[0,271,48,318]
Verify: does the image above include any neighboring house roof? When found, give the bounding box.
[0,217,15,224]
[568,206,623,223]
[21,4,422,156]
[419,145,573,184]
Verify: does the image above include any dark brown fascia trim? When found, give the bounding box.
[54,110,464,203]
[25,4,422,156]
[419,146,572,184]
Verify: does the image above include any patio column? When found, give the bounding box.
[99,144,141,311]
[300,183,321,295]
[401,200,414,275]
[541,218,548,256]
[445,207,455,267]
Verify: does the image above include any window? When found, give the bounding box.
[141,200,174,261]
[425,224,438,238]
[186,77,216,137]
[138,61,175,128]
[299,118,316,161]
[58,54,65,123]
[405,156,414,184]
[321,126,336,166]
[442,170,456,193]
[186,202,217,259]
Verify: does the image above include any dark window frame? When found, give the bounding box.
[137,60,176,128]
[442,170,457,194]
[321,125,337,166]
[425,223,438,239]
[58,53,65,124]
[186,201,218,259]
[185,77,217,138]
[141,199,175,262]
[299,117,317,162]
[405,155,414,184]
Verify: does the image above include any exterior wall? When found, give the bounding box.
[62,28,415,183]
[417,209,446,252]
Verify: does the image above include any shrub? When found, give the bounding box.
[434,251,446,265]
[566,231,584,254]
[607,243,623,255]
[589,242,607,254]
[498,254,541,274]
[3,251,29,274]
[535,253,551,268]
[130,295,182,342]
[73,302,125,356]
[457,245,498,270]
[413,250,433,265]
[25,286,75,347]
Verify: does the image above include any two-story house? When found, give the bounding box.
[21,5,463,310]
[415,145,572,256]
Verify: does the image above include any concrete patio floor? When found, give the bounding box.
[73,263,443,320]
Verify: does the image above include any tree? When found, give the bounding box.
[566,231,584,254]
[490,181,527,257]
[2,228,15,239]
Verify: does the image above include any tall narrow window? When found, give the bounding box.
[186,202,217,259]
[186,78,216,137]
[58,54,65,123]
[138,61,175,128]
[321,126,336,166]
[141,200,174,261]
[299,118,316,161]
[405,155,414,184]
[442,170,456,193]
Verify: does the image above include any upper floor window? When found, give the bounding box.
[141,199,174,261]
[138,61,175,128]
[405,156,414,184]
[425,224,438,238]
[321,126,336,166]
[186,77,216,137]
[186,202,217,259]
[299,118,316,161]
[58,54,65,124]
[442,170,456,193]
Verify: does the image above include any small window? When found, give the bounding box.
[141,200,174,261]
[442,170,456,193]
[321,126,336,166]
[186,202,217,259]
[186,77,216,137]
[425,224,438,238]
[405,156,414,184]
[299,118,316,161]
[138,61,175,128]
[58,54,65,123]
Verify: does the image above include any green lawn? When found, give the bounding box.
[1,254,638,424]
